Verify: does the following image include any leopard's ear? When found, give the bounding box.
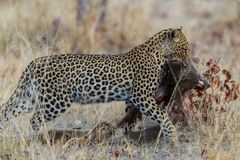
[164,28,182,41]
[178,26,183,31]
[168,29,180,42]
[165,28,175,40]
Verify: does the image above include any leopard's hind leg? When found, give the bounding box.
[0,80,37,130]
[0,65,37,130]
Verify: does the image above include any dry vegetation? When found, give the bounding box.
[0,0,240,159]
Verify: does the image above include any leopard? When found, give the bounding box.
[0,27,191,143]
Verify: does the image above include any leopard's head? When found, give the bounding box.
[146,27,191,64]
[164,27,191,61]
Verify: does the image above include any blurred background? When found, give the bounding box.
[0,0,239,60]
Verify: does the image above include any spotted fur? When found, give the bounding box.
[0,28,190,143]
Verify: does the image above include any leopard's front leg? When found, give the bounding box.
[130,92,177,144]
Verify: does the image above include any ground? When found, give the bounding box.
[0,0,240,159]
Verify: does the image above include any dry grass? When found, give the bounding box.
[0,0,240,159]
